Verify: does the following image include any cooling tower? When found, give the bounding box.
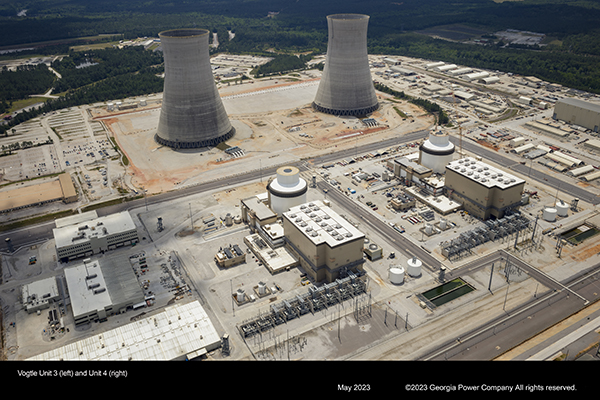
[156,29,234,149]
[312,14,379,116]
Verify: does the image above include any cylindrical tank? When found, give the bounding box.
[225,213,233,226]
[418,130,455,174]
[543,207,557,222]
[407,257,422,278]
[236,288,245,302]
[388,266,405,285]
[139,98,147,107]
[439,218,447,230]
[556,201,568,217]
[425,224,433,235]
[267,166,308,215]
[234,215,242,224]
[258,281,266,295]
[312,14,379,116]
[156,29,235,149]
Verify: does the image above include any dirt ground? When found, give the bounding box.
[94,79,433,194]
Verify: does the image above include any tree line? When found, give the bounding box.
[374,82,449,125]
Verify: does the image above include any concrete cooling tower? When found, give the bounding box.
[312,14,379,116]
[156,29,234,149]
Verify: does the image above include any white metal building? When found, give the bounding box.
[53,211,139,262]
[553,98,600,132]
[27,300,221,361]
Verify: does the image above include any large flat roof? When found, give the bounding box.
[64,259,112,319]
[27,300,221,361]
[446,158,525,189]
[283,200,364,247]
[53,211,137,249]
[0,173,76,213]
[556,98,600,113]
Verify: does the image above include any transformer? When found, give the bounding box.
[156,29,234,149]
[312,14,379,116]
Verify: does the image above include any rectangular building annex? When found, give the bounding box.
[64,257,145,325]
[53,210,139,262]
[28,300,221,361]
[553,98,600,132]
[445,158,525,220]
[0,172,77,213]
[282,200,365,283]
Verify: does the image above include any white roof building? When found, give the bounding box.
[53,211,139,261]
[28,300,221,361]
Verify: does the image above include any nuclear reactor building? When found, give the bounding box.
[312,14,379,116]
[156,29,235,149]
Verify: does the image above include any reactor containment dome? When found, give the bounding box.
[267,166,308,215]
[312,14,379,116]
[419,130,455,174]
[156,29,235,149]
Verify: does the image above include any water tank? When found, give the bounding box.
[225,213,233,226]
[258,281,267,295]
[425,224,433,235]
[439,219,447,230]
[543,207,557,222]
[236,288,245,302]
[407,257,422,278]
[388,266,405,285]
[556,201,569,217]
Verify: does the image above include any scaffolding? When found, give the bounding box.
[441,212,531,261]
[238,271,368,338]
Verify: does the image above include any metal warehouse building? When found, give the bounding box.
[553,98,600,132]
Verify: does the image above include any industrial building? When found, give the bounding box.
[553,98,600,132]
[0,172,77,213]
[392,156,433,185]
[418,130,456,174]
[282,200,365,283]
[214,244,246,268]
[312,14,379,116]
[445,158,526,220]
[240,194,278,230]
[21,276,61,314]
[266,166,308,215]
[28,300,221,361]
[155,29,235,149]
[53,210,139,262]
[64,257,145,326]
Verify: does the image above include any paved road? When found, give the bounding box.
[419,262,600,360]
[315,179,441,272]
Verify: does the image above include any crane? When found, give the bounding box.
[452,91,463,159]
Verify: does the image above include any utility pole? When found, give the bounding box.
[488,262,494,294]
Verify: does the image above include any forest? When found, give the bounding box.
[2,0,600,130]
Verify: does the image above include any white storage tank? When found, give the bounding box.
[236,288,245,302]
[439,218,447,230]
[258,281,267,295]
[407,257,422,278]
[425,224,433,235]
[555,201,569,217]
[543,207,557,222]
[388,265,405,285]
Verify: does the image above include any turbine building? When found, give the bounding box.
[156,29,235,149]
[312,14,379,116]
